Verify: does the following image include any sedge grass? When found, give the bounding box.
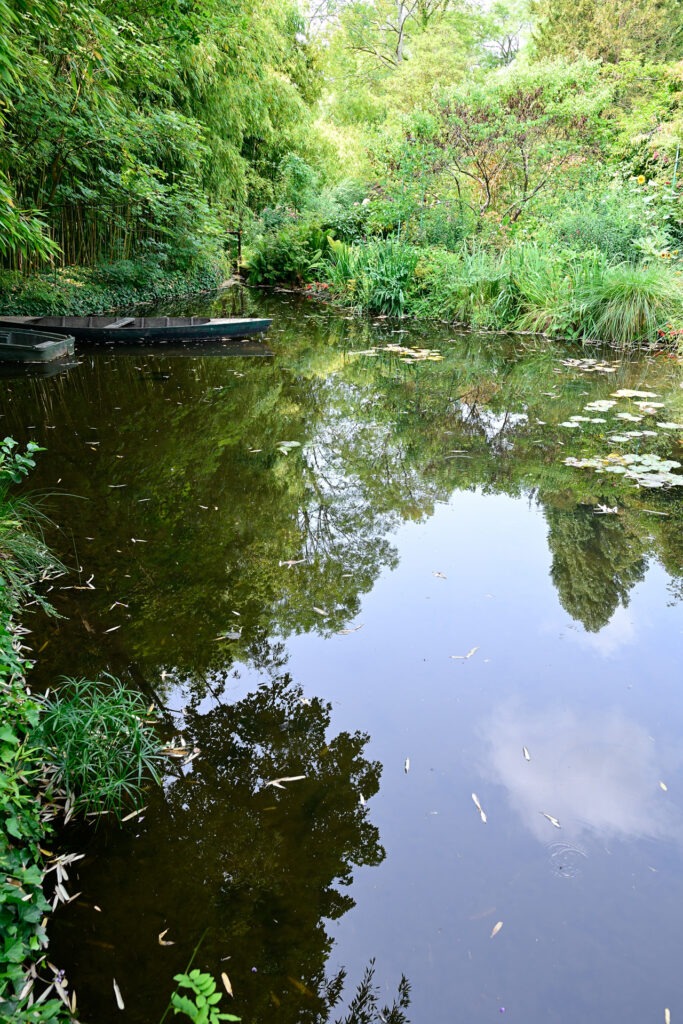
[39,676,164,821]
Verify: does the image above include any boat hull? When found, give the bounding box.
[0,329,75,362]
[0,315,272,343]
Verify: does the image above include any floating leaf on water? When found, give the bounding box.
[113,979,125,1011]
[121,806,146,822]
[287,977,315,998]
[451,647,479,660]
[594,505,619,514]
[312,607,326,616]
[523,747,531,762]
[472,793,487,823]
[276,440,302,455]
[612,389,659,399]
[490,921,504,938]
[337,624,364,635]
[665,1010,671,1024]
[660,781,668,792]
[222,972,233,997]
[433,571,447,580]
[584,400,616,412]
[404,758,410,773]
[158,929,175,946]
[214,630,241,641]
[279,558,306,567]
[264,775,306,789]
[540,812,561,829]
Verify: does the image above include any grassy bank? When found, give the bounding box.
[0,256,226,317]
[244,229,683,351]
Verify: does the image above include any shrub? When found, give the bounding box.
[245,222,333,285]
[553,202,644,261]
[38,676,164,820]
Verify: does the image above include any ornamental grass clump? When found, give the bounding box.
[577,261,683,348]
[39,676,164,821]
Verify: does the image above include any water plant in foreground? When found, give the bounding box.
[38,676,164,821]
[169,970,240,1024]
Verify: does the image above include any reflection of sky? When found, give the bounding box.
[481,701,683,846]
[569,604,637,656]
[540,604,638,657]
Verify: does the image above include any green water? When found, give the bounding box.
[3,288,683,1023]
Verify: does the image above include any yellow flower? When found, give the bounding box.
[637,175,646,184]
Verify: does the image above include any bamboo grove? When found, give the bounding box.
[0,0,320,272]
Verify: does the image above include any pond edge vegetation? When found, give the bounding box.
[0,439,165,1023]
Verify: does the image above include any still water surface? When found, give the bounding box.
[3,288,683,1023]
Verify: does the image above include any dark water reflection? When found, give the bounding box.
[3,287,683,1023]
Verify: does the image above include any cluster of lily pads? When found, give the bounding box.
[557,384,683,488]
[354,344,444,362]
[559,357,619,374]
[564,452,683,489]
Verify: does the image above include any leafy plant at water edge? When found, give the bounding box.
[245,223,332,286]
[0,446,74,1021]
[577,261,683,347]
[326,237,419,315]
[171,970,240,1024]
[0,440,63,617]
[38,676,164,820]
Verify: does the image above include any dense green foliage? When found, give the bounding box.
[241,0,683,348]
[0,0,326,279]
[3,0,683,338]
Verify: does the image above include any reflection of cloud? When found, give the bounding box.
[480,702,682,847]
[569,605,637,657]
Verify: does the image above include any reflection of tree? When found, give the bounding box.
[2,290,681,683]
[545,505,647,632]
[50,676,384,1024]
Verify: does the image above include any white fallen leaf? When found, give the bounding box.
[472,793,487,824]
[404,758,410,773]
[490,921,503,938]
[113,979,125,1011]
[450,647,479,660]
[660,781,668,792]
[158,929,175,946]
[264,775,306,789]
[540,812,561,829]
[432,571,447,580]
[522,747,531,762]
[222,973,233,998]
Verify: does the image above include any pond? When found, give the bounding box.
[3,287,683,1024]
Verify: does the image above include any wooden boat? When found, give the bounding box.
[0,328,75,363]
[0,314,272,343]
